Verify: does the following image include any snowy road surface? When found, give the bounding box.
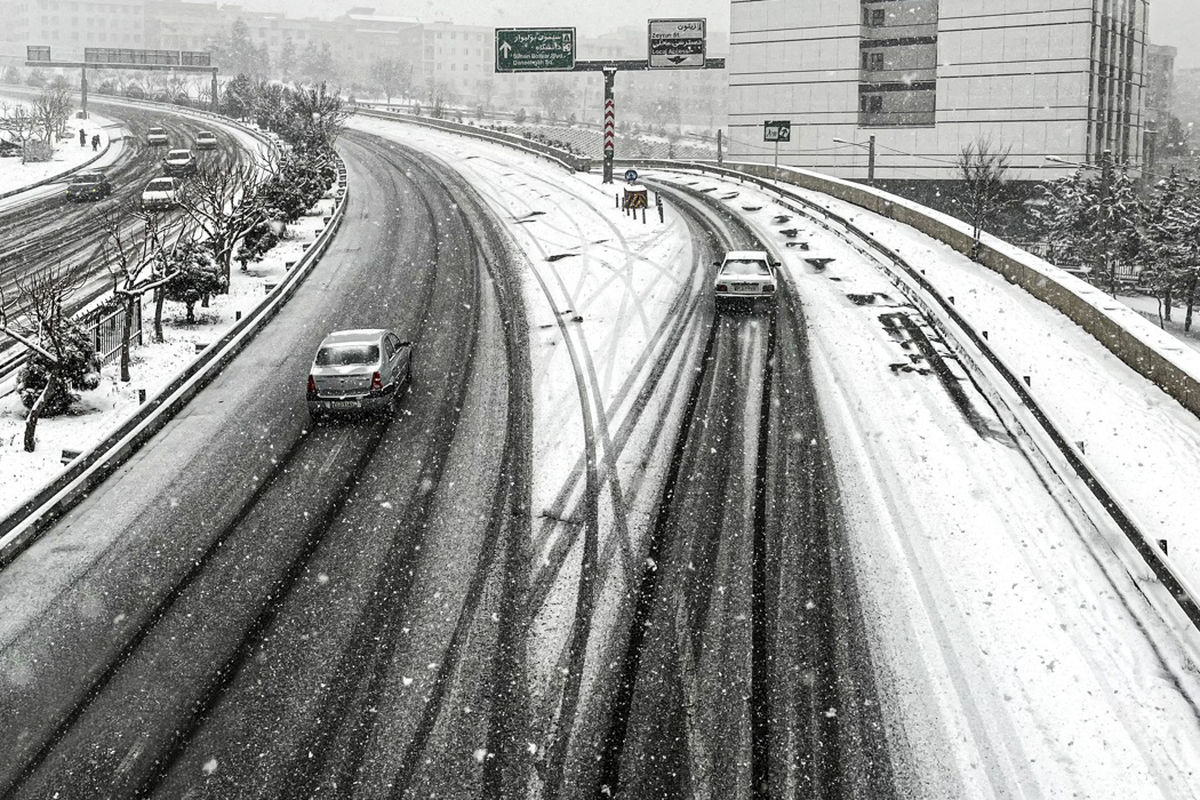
[0,108,1198,800]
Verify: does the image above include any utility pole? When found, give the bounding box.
[79,65,88,119]
[717,129,723,165]
[868,134,876,185]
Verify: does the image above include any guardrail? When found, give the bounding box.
[0,155,350,567]
[628,157,1200,635]
[351,103,589,173]
[693,159,1200,421]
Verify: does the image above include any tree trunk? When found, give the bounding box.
[154,287,165,342]
[1186,270,1198,332]
[23,376,56,452]
[120,294,135,382]
[186,300,196,324]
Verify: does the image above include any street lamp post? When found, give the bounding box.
[833,135,877,185]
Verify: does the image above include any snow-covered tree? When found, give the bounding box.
[164,242,225,324]
[179,160,270,283]
[0,264,100,451]
[1035,150,1142,296]
[1143,169,1200,329]
[102,209,181,380]
[955,138,1012,261]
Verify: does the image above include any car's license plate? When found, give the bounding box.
[330,399,359,409]
[734,283,758,293]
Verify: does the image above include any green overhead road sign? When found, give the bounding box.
[495,27,576,72]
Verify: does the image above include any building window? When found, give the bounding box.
[860,94,883,113]
[865,8,885,26]
[862,52,884,70]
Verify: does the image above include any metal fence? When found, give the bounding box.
[81,295,146,366]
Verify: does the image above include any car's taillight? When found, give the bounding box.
[307,375,317,395]
[716,283,728,292]
[371,371,383,391]
[763,284,776,293]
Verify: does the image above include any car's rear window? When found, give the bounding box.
[168,150,190,159]
[722,259,771,276]
[71,175,103,185]
[146,179,174,191]
[316,344,379,366]
[148,128,165,135]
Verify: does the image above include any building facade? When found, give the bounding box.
[727,0,1150,182]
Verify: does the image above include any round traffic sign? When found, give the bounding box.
[624,168,639,183]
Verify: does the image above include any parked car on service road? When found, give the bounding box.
[146,126,169,146]
[714,250,780,306]
[65,170,113,202]
[141,177,180,210]
[306,329,412,417]
[194,130,218,150]
[163,148,196,176]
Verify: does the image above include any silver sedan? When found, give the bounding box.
[306,329,412,417]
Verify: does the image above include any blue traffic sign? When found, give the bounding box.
[624,168,639,183]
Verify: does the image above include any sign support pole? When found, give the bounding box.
[603,67,616,184]
[79,65,88,119]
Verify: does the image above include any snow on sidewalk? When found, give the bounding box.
[0,104,113,199]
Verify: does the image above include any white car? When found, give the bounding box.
[163,148,196,176]
[194,130,218,150]
[146,126,169,146]
[141,177,180,210]
[714,250,780,305]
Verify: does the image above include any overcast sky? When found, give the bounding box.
[251,0,1197,69]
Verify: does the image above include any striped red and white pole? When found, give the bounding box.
[604,98,615,157]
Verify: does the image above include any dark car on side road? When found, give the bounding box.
[64,170,113,202]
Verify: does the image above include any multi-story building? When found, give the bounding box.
[0,0,149,63]
[1143,42,1176,168]
[727,0,1150,184]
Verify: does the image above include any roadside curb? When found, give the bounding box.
[0,137,113,202]
[0,156,350,567]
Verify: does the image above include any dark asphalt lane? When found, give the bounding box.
[594,299,894,800]
[567,182,897,800]
[0,131,531,798]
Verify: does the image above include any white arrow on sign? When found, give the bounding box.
[499,41,512,58]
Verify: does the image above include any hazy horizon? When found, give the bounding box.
[229,0,1196,68]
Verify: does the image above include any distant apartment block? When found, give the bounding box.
[727,0,1149,182]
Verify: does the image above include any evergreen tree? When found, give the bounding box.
[1036,150,1142,296]
[278,35,297,82]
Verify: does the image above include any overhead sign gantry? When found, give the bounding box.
[493,20,724,183]
[25,45,220,116]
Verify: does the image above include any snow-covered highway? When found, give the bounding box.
[1,106,1199,800]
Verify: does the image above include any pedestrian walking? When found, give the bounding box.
[91,134,100,151]
[79,128,86,148]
